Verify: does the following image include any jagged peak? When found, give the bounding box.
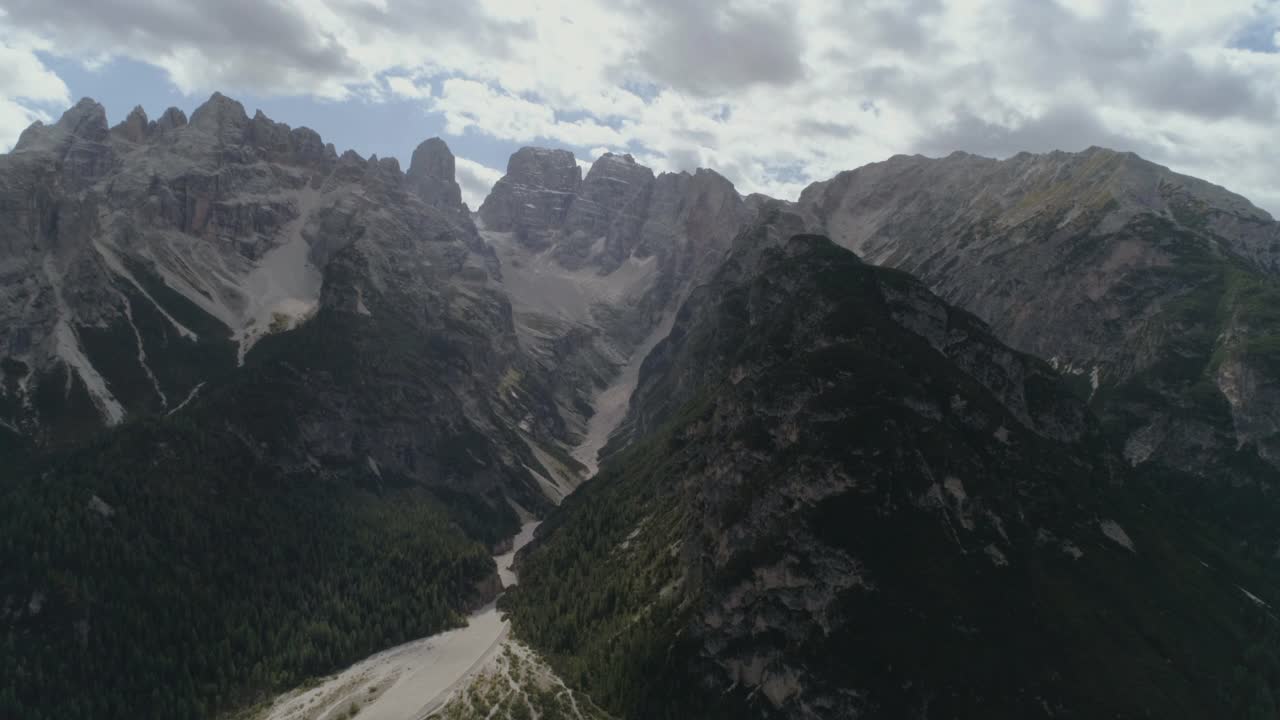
[189,92,249,135]
[406,138,463,209]
[1082,144,1121,156]
[110,105,150,143]
[55,97,109,141]
[506,145,579,173]
[583,152,654,187]
[653,165,721,182]
[594,151,637,165]
[691,166,733,184]
[12,121,47,151]
[492,146,582,194]
[155,107,188,133]
[676,166,741,197]
[369,155,402,176]
[514,145,575,158]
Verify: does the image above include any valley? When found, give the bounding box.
[255,520,540,720]
[3,92,1280,720]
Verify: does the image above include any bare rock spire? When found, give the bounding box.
[407,137,463,209]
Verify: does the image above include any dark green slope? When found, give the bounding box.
[506,229,1280,719]
[0,416,495,720]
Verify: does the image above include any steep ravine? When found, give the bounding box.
[250,318,659,719]
[571,308,678,477]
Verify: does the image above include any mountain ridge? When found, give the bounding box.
[796,144,1280,554]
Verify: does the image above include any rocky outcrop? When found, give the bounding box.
[555,153,655,271]
[407,137,464,209]
[109,106,150,143]
[154,106,188,134]
[478,147,581,249]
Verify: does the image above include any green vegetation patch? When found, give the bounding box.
[0,417,494,720]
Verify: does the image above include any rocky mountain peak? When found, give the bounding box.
[799,145,1280,533]
[687,166,738,194]
[587,151,638,171]
[189,91,250,141]
[478,146,582,247]
[408,137,455,180]
[55,97,109,141]
[554,151,657,268]
[110,105,150,143]
[154,106,188,133]
[11,121,46,152]
[582,152,649,183]
[407,137,463,208]
[506,146,581,189]
[247,110,294,157]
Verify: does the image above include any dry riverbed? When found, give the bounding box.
[255,521,540,720]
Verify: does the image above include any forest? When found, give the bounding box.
[0,416,496,719]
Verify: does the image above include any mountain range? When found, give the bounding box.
[2,94,1279,719]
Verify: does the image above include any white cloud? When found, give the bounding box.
[1,0,1280,213]
[433,78,628,148]
[385,75,431,100]
[0,41,68,104]
[454,156,504,209]
[0,37,70,151]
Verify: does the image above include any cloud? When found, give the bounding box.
[0,37,70,151]
[385,75,431,100]
[1,0,362,97]
[454,155,503,209]
[629,0,807,96]
[916,104,1163,160]
[433,79,628,148]
[2,0,1280,214]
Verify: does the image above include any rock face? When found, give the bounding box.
[407,137,464,209]
[0,94,567,530]
[555,153,656,272]
[477,148,753,466]
[478,147,582,249]
[798,148,1280,547]
[509,217,1271,720]
[109,106,150,143]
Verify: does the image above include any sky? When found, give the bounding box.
[0,0,1278,213]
